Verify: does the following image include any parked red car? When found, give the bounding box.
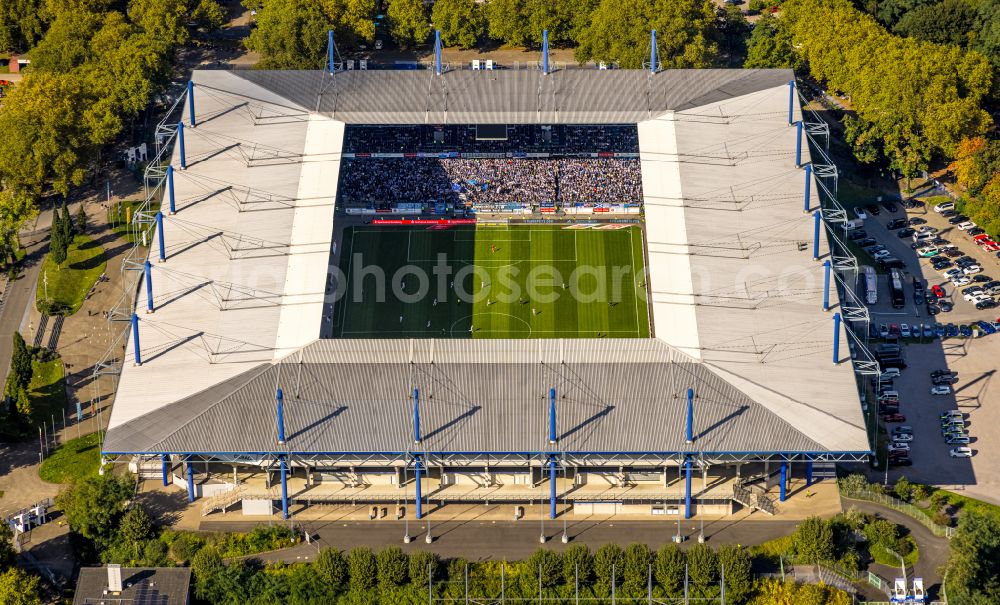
[931,284,945,298]
[882,413,906,422]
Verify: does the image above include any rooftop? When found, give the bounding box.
[102,67,870,459]
[73,567,191,605]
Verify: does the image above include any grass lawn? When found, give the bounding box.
[332,224,650,338]
[36,234,106,315]
[27,358,67,426]
[39,432,101,483]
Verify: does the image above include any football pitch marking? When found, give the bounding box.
[402,229,580,264]
[332,224,648,339]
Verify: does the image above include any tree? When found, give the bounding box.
[376,546,409,588]
[562,544,593,586]
[717,545,753,604]
[387,0,430,49]
[408,551,438,588]
[55,473,134,558]
[347,546,376,592]
[9,332,33,394]
[315,547,348,592]
[191,545,226,602]
[621,543,651,595]
[527,548,562,589]
[431,0,483,50]
[49,206,67,265]
[322,0,378,45]
[575,0,718,69]
[244,0,334,69]
[118,505,156,544]
[0,0,45,52]
[14,388,30,417]
[127,0,190,46]
[894,476,912,501]
[61,202,74,241]
[593,543,624,592]
[781,0,993,171]
[0,568,41,605]
[743,12,794,68]
[717,4,750,66]
[892,0,977,46]
[948,511,1000,603]
[0,189,36,266]
[686,543,718,594]
[485,0,531,47]
[654,544,685,596]
[793,516,835,563]
[76,203,87,234]
[748,578,852,605]
[0,521,16,571]
[0,72,91,196]
[864,518,900,550]
[192,0,228,32]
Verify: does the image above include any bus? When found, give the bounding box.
[863,265,877,305]
[889,268,906,309]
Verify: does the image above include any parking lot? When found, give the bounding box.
[847,198,1000,503]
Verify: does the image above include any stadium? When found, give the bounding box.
[96,34,873,524]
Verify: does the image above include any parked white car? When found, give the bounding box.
[952,276,972,287]
[963,265,983,275]
[854,207,868,220]
[889,442,911,452]
[873,250,892,260]
[950,447,973,458]
[934,202,956,213]
[930,385,953,395]
[957,221,977,231]
[900,324,911,337]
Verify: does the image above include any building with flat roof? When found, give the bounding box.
[73,566,191,605]
[97,60,871,522]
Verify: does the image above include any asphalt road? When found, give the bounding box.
[0,231,47,386]
[205,516,799,562]
[844,499,951,601]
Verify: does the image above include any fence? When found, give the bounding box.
[839,487,955,538]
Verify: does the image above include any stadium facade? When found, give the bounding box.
[99,62,872,522]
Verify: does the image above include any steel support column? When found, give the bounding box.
[813,210,822,260]
[144,261,154,313]
[806,461,814,487]
[803,164,812,213]
[156,211,165,262]
[415,456,423,519]
[131,313,141,366]
[684,458,693,519]
[280,456,289,519]
[186,458,195,502]
[161,454,169,487]
[823,260,832,311]
[177,122,186,169]
[779,461,788,502]
[795,121,803,167]
[788,79,795,125]
[833,312,843,364]
[327,30,335,74]
[549,455,557,519]
[187,80,196,127]
[167,165,176,214]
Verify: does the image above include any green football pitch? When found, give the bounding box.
[331,224,650,339]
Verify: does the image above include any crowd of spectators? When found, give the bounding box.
[337,158,642,207]
[342,124,639,154]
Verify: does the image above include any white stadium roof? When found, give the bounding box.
[103,68,870,457]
